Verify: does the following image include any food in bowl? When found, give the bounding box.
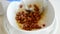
[15,4,46,31]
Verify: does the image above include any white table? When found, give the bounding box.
[0,0,60,34]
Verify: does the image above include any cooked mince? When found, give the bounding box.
[15,4,45,31]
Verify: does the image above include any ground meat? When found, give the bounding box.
[20,5,23,8]
[15,4,45,31]
[42,24,45,27]
[34,4,39,11]
[28,4,32,8]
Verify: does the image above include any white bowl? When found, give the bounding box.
[7,0,55,34]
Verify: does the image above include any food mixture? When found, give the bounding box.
[15,4,45,31]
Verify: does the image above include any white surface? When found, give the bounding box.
[0,0,60,34]
[49,0,60,34]
[0,2,4,15]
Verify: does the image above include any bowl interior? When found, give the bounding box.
[7,0,55,31]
